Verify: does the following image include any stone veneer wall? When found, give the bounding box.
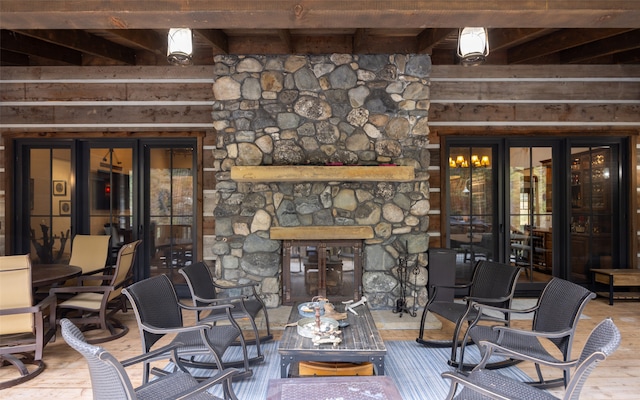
[211,54,433,309]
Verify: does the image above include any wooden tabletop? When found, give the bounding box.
[32,264,82,288]
[278,303,386,377]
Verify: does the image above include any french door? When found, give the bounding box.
[13,138,197,289]
[446,137,627,292]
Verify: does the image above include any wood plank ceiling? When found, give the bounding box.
[1,1,639,66]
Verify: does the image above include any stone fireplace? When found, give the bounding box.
[211,53,432,309]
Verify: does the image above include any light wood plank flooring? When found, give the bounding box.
[1,297,638,399]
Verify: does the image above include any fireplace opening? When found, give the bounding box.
[282,240,362,304]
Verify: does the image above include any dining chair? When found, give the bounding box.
[442,318,621,400]
[66,234,111,286]
[416,260,522,368]
[0,254,57,389]
[179,261,272,363]
[122,274,252,384]
[50,240,141,343]
[60,318,241,400]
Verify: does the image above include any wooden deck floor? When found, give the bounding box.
[1,297,638,399]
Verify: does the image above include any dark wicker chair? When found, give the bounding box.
[122,274,252,383]
[442,317,621,400]
[416,260,522,367]
[459,277,596,388]
[179,261,272,363]
[60,318,240,400]
[0,255,57,389]
[50,240,141,344]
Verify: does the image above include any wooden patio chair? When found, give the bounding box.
[0,254,57,389]
[50,240,141,344]
[122,274,252,384]
[179,261,272,363]
[60,318,241,400]
[416,260,522,368]
[442,318,621,400]
[458,277,596,388]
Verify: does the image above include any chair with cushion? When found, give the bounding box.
[60,318,240,400]
[50,240,141,343]
[416,260,522,368]
[122,274,252,384]
[179,261,272,363]
[442,317,621,400]
[458,277,596,388]
[66,234,111,285]
[0,255,57,389]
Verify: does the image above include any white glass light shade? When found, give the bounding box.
[457,27,489,66]
[167,28,193,65]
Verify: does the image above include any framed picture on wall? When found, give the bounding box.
[59,200,71,215]
[53,180,67,196]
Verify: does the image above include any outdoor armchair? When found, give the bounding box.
[50,240,141,343]
[0,254,57,389]
[60,318,240,400]
[442,317,621,400]
[180,261,272,363]
[122,274,252,384]
[417,260,522,368]
[458,277,596,388]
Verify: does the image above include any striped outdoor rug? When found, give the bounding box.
[170,340,532,399]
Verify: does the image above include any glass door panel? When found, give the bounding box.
[508,147,553,284]
[29,148,72,264]
[448,147,494,280]
[148,147,195,286]
[89,147,133,264]
[569,146,615,282]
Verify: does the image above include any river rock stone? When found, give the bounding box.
[294,96,332,120]
[213,76,241,100]
[240,252,281,277]
[329,64,357,89]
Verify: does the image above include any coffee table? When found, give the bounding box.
[278,303,386,378]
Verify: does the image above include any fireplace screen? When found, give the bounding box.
[282,240,362,304]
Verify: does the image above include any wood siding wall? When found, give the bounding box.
[426,65,640,266]
[0,66,217,258]
[1,64,639,266]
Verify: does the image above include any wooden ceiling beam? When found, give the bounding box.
[2,1,639,29]
[489,28,552,52]
[0,30,82,65]
[106,29,165,54]
[613,49,640,64]
[416,28,456,54]
[560,30,640,63]
[0,49,29,66]
[15,29,137,65]
[194,29,229,54]
[278,29,293,53]
[353,29,369,54]
[509,28,635,64]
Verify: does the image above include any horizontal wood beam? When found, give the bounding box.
[1,1,639,29]
[270,226,374,240]
[231,166,415,182]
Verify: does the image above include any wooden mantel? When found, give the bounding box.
[270,226,374,240]
[231,165,415,182]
